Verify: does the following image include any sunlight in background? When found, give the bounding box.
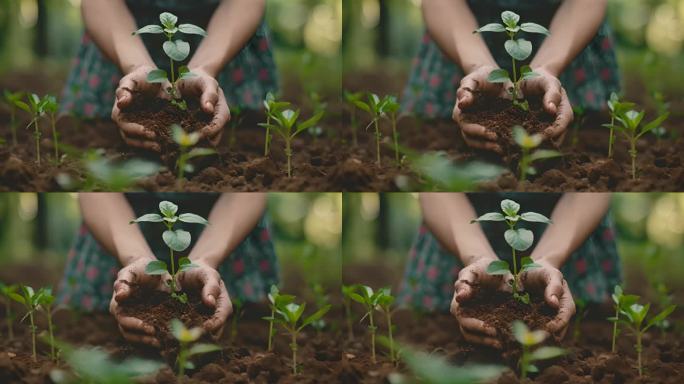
[305,193,342,247]
[304,0,342,56]
[647,194,684,248]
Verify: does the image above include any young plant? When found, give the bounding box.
[229,297,244,343]
[570,105,585,148]
[259,108,324,177]
[605,108,669,180]
[353,93,387,166]
[0,282,18,340]
[262,92,291,156]
[604,93,635,158]
[348,285,384,363]
[381,95,401,163]
[618,302,676,376]
[264,285,295,352]
[573,298,587,343]
[607,285,640,353]
[171,124,216,182]
[273,298,331,374]
[130,201,209,303]
[43,95,60,161]
[8,285,45,361]
[341,284,357,340]
[512,321,565,379]
[227,105,244,150]
[344,91,364,146]
[14,93,48,164]
[474,11,550,111]
[513,126,562,182]
[3,90,24,146]
[376,288,397,363]
[133,12,207,110]
[169,319,221,377]
[471,199,552,304]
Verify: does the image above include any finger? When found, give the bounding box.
[119,129,161,152]
[544,89,573,140]
[522,77,562,115]
[462,134,503,154]
[117,315,155,335]
[117,119,156,140]
[456,77,481,108]
[114,269,137,302]
[459,121,498,142]
[200,92,229,141]
[546,280,576,334]
[460,326,502,349]
[203,281,232,333]
[454,269,477,302]
[118,324,160,348]
[459,317,497,337]
[199,78,220,114]
[543,274,564,309]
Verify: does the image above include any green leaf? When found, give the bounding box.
[501,11,520,28]
[471,212,506,223]
[159,12,178,29]
[163,229,192,252]
[504,228,534,251]
[529,149,563,162]
[475,23,506,33]
[145,260,168,275]
[178,213,209,225]
[187,343,221,356]
[348,292,365,304]
[505,38,533,61]
[520,22,550,36]
[187,148,216,159]
[295,110,325,136]
[159,201,178,217]
[527,364,539,373]
[163,40,190,62]
[487,69,511,83]
[521,70,540,80]
[178,24,207,36]
[638,112,669,139]
[133,24,164,35]
[645,305,676,331]
[530,346,565,361]
[352,100,370,113]
[147,69,168,84]
[486,260,510,275]
[8,292,25,304]
[302,304,332,328]
[500,199,521,216]
[130,213,164,224]
[520,212,552,224]
[14,100,30,113]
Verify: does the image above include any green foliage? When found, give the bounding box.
[229,296,244,343]
[341,284,357,340]
[8,285,54,361]
[348,285,395,363]
[262,92,291,156]
[133,12,207,110]
[227,104,244,150]
[512,321,565,379]
[14,93,48,164]
[607,285,640,353]
[604,93,636,158]
[0,282,19,340]
[353,93,387,165]
[43,95,60,161]
[3,89,24,146]
[512,126,562,182]
[474,11,550,110]
[263,285,295,352]
[171,124,216,182]
[169,319,221,377]
[573,298,587,343]
[381,95,401,163]
[344,90,364,146]
[130,201,208,303]
[471,199,551,304]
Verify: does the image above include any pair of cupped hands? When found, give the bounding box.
[109,256,232,347]
[111,65,231,152]
[453,65,574,153]
[450,256,576,349]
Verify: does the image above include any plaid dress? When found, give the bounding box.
[402,0,621,119]
[56,193,279,312]
[60,0,278,118]
[398,193,622,312]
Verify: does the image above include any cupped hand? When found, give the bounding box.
[177,68,231,146]
[109,256,171,347]
[177,259,232,340]
[520,67,573,145]
[452,65,511,154]
[450,257,513,349]
[111,64,168,152]
[520,259,576,341]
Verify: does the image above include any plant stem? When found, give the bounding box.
[33,118,41,165]
[386,310,395,363]
[47,309,55,360]
[28,311,36,362]
[512,55,518,99]
[608,116,615,158]
[264,115,271,156]
[374,119,381,166]
[519,148,529,181]
[629,140,637,180]
[285,139,292,177]
[5,301,12,340]
[291,330,298,375]
[391,114,399,163]
[267,309,275,351]
[636,332,643,377]
[520,345,528,379]
[169,247,177,293]
[178,150,187,181]
[51,114,59,161]
[369,312,376,364]
[178,342,187,377]
[512,248,518,293]
[611,306,618,353]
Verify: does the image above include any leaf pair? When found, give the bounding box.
[274,300,331,332]
[260,108,324,140]
[471,199,551,252]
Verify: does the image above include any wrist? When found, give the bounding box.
[188,63,218,78]
[121,61,156,76]
[531,251,565,269]
[118,251,155,267]
[460,250,498,266]
[530,63,560,78]
[189,253,221,269]
[463,62,497,75]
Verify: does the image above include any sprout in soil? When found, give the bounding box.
[171,124,216,182]
[0,282,18,340]
[310,283,330,333]
[341,284,357,340]
[652,282,675,334]
[376,288,397,364]
[8,285,48,361]
[169,319,221,377]
[572,298,587,343]
[344,91,364,146]
[381,95,401,163]
[130,200,209,303]
[570,105,585,148]
[259,108,324,177]
[353,93,387,166]
[474,11,550,111]
[513,126,562,182]
[3,90,24,146]
[512,321,565,379]
[603,93,635,159]
[264,285,295,352]
[272,297,331,374]
[471,199,552,304]
[262,92,291,156]
[607,285,640,353]
[229,296,244,344]
[43,95,60,161]
[133,12,207,110]
[227,105,244,150]
[618,301,676,376]
[348,285,389,363]
[14,93,48,164]
[603,107,669,180]
[36,288,58,361]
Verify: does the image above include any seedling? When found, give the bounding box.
[353,93,387,166]
[381,95,401,163]
[272,298,331,374]
[264,285,295,352]
[229,297,243,343]
[14,93,48,164]
[227,105,244,150]
[618,301,676,376]
[43,95,60,161]
[259,108,324,177]
[513,126,562,182]
[573,298,587,343]
[376,288,396,363]
[8,285,46,361]
[341,284,357,340]
[603,93,635,158]
[262,92,291,156]
[604,108,669,179]
[171,124,216,182]
[570,105,585,148]
[474,11,550,111]
[607,285,639,353]
[169,319,221,377]
[36,288,58,361]
[512,321,565,379]
[3,90,23,146]
[348,285,387,363]
[133,12,207,110]
[0,282,18,340]
[344,91,364,146]
[130,201,209,303]
[471,199,552,304]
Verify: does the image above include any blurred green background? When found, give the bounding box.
[0,193,342,293]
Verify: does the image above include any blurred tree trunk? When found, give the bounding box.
[376,0,390,57]
[376,194,389,250]
[35,194,48,251]
[34,0,48,57]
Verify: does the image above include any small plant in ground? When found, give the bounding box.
[262,92,291,156]
[8,285,47,361]
[353,93,387,166]
[36,288,58,361]
[471,199,552,304]
[133,12,207,110]
[272,298,331,374]
[513,126,562,181]
[573,298,587,343]
[604,92,635,158]
[474,10,550,111]
[347,285,385,363]
[43,95,60,161]
[229,297,244,343]
[264,285,295,352]
[3,90,24,146]
[381,95,401,163]
[570,105,585,147]
[618,301,676,376]
[607,285,640,353]
[259,108,324,177]
[512,321,565,379]
[341,284,357,340]
[344,91,364,146]
[376,288,397,363]
[171,124,216,182]
[130,201,209,303]
[14,93,48,164]
[227,105,244,150]
[170,319,221,377]
[0,282,19,340]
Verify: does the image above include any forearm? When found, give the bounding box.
[531,193,612,268]
[421,0,497,74]
[188,193,267,268]
[530,0,607,76]
[188,0,266,77]
[81,0,154,74]
[419,193,498,266]
[78,193,155,266]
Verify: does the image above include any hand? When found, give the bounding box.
[450,257,512,349]
[109,256,171,347]
[111,64,168,152]
[177,68,231,146]
[177,259,232,339]
[520,67,573,146]
[520,259,576,341]
[452,65,511,154]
